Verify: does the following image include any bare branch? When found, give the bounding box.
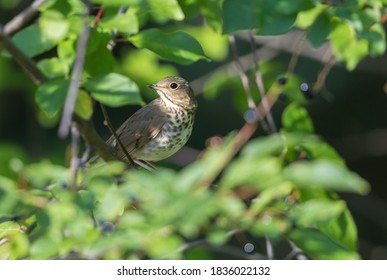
[58,4,90,138]
[286,31,307,76]
[248,30,277,133]
[74,115,118,162]
[3,0,47,35]
[0,25,47,85]
[228,34,272,133]
[228,35,256,109]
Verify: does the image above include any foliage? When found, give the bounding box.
[0,0,385,259]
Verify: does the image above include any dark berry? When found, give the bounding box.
[277,77,288,85]
[278,92,287,101]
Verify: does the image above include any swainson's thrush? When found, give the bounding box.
[106,76,197,162]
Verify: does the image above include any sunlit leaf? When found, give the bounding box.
[37,57,69,79]
[289,228,360,259]
[35,79,69,118]
[290,199,346,227]
[74,89,93,120]
[84,73,143,107]
[129,28,208,65]
[282,102,314,133]
[39,9,69,41]
[148,0,185,22]
[221,157,283,190]
[330,22,369,70]
[9,24,58,58]
[100,9,139,35]
[284,159,370,194]
[0,221,29,259]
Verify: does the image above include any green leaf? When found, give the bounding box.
[129,28,208,65]
[74,89,93,120]
[364,23,386,57]
[296,4,327,29]
[37,57,69,79]
[148,0,185,22]
[30,235,59,259]
[284,159,370,194]
[291,199,346,227]
[199,0,223,32]
[0,143,27,180]
[35,79,70,118]
[222,0,311,34]
[307,11,334,47]
[300,140,344,164]
[84,29,115,76]
[330,22,369,70]
[0,221,22,239]
[221,157,283,190]
[0,221,29,260]
[84,73,143,107]
[0,176,21,216]
[176,132,237,189]
[100,9,139,35]
[282,102,314,133]
[289,228,360,259]
[222,0,260,33]
[258,14,296,35]
[39,9,70,41]
[22,160,70,188]
[178,0,200,19]
[297,189,358,251]
[9,24,58,58]
[250,216,290,239]
[250,182,293,214]
[320,207,358,251]
[58,38,76,66]
[240,133,286,158]
[182,25,228,61]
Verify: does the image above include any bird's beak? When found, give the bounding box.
[148,83,160,89]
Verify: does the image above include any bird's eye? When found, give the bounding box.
[170,82,178,89]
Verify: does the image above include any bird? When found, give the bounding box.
[106,76,197,163]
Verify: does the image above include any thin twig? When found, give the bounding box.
[99,103,135,166]
[93,6,105,26]
[0,25,47,85]
[228,35,256,109]
[58,2,90,138]
[286,31,307,77]
[80,144,93,166]
[3,0,47,35]
[229,34,271,133]
[248,30,277,134]
[314,54,336,92]
[70,122,80,188]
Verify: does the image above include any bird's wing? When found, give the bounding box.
[106,100,167,159]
